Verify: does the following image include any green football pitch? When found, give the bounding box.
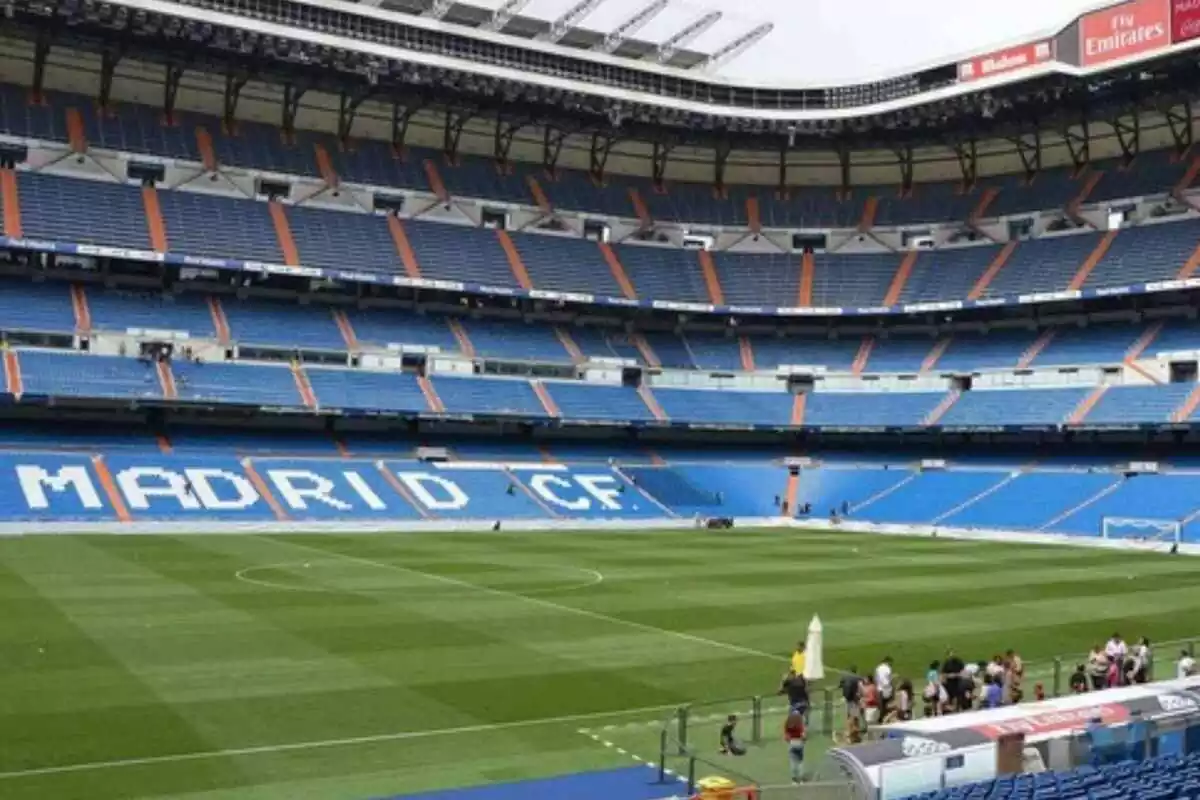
[2,528,1200,800]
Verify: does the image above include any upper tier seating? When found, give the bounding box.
[981,233,1101,297]
[4,166,1199,309]
[19,172,151,251]
[1,81,1196,234]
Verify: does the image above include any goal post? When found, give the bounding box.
[1100,517,1183,549]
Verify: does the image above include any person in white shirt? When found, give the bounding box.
[1178,650,1196,680]
[1128,638,1151,684]
[874,657,894,718]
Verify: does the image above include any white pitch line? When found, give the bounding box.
[270,537,792,666]
[234,560,603,597]
[0,702,684,782]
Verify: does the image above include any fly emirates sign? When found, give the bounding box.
[1173,0,1200,42]
[1080,0,1170,66]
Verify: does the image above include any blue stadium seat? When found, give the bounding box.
[867,337,940,373]
[18,349,161,400]
[286,205,404,275]
[900,245,1000,304]
[434,376,548,417]
[654,387,791,426]
[618,245,709,303]
[158,190,284,264]
[305,368,426,413]
[345,307,459,353]
[1085,219,1200,289]
[1084,384,1195,425]
[172,361,302,406]
[810,252,896,307]
[1033,324,1142,367]
[569,326,647,364]
[511,233,622,297]
[221,299,344,350]
[18,172,151,251]
[403,220,515,287]
[935,330,1038,372]
[0,278,74,332]
[938,471,1117,529]
[459,317,571,362]
[806,391,943,427]
[860,471,1011,523]
[86,289,215,338]
[544,382,654,423]
[982,232,1100,297]
[714,252,801,307]
[939,387,1090,426]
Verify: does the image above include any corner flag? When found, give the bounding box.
[803,615,824,681]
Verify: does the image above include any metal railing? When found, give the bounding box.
[651,637,1200,798]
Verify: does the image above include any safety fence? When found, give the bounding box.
[649,636,1200,798]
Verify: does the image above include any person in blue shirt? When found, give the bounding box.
[983,674,1003,709]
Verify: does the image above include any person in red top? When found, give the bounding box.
[861,677,880,727]
[784,709,806,784]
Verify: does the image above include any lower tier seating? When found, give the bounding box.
[1,446,1195,541]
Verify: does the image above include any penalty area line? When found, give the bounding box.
[0,703,684,782]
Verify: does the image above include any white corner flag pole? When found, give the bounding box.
[804,614,825,681]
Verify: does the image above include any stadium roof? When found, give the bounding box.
[351,0,1122,83]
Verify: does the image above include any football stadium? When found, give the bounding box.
[4,0,1200,797]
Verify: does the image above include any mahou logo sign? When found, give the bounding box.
[1173,0,1200,42]
[1080,0,1170,66]
[958,41,1053,81]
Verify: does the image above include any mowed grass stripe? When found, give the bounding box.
[0,540,241,795]
[0,530,1198,800]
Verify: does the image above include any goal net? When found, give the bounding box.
[1100,517,1182,549]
